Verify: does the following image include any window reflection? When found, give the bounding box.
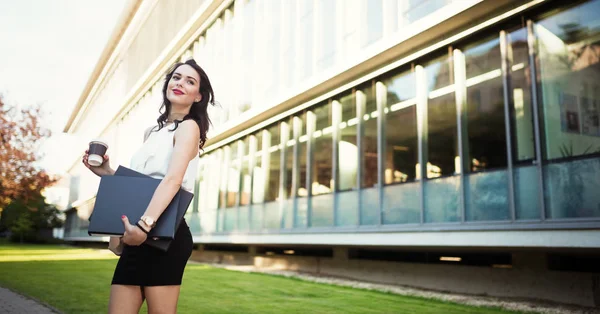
[217,149,227,208]
[536,0,600,160]
[226,141,239,207]
[264,125,281,202]
[284,118,294,198]
[426,54,458,178]
[384,69,418,184]
[196,159,206,213]
[252,131,264,204]
[298,114,308,197]
[361,84,379,188]
[464,36,508,171]
[536,0,600,220]
[338,92,358,191]
[207,153,219,211]
[312,102,333,195]
[509,27,536,162]
[240,138,251,206]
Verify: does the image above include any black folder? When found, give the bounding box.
[113,166,193,251]
[88,166,193,251]
[88,176,179,238]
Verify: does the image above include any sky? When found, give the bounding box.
[0,0,126,175]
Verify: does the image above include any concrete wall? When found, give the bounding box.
[190,246,600,308]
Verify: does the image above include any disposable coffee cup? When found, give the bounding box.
[88,139,108,167]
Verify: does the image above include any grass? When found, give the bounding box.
[0,242,527,314]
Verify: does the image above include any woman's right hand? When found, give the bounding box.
[82,149,114,177]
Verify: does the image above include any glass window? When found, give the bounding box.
[536,0,600,220]
[252,0,276,102]
[217,149,227,208]
[509,27,536,163]
[195,159,206,213]
[284,118,294,199]
[300,0,314,79]
[223,9,235,120]
[240,0,255,113]
[297,113,308,197]
[383,68,418,184]
[240,138,251,206]
[366,0,383,46]
[342,1,359,58]
[318,0,336,69]
[226,142,239,207]
[464,36,508,172]
[404,0,452,25]
[361,84,379,188]
[463,36,511,221]
[536,0,600,160]
[282,0,296,89]
[264,124,281,202]
[207,153,220,211]
[425,54,458,178]
[338,92,358,191]
[252,131,265,204]
[312,102,333,195]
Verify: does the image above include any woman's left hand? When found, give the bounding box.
[120,215,147,246]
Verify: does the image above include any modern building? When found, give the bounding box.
[62,0,600,307]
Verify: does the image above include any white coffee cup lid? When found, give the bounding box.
[89,138,108,147]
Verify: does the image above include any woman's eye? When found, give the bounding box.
[188,80,194,85]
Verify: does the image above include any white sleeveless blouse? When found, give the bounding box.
[129,124,199,192]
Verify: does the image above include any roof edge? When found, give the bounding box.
[63,0,142,133]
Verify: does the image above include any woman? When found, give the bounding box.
[82,59,215,314]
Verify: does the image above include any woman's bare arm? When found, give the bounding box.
[140,120,200,222]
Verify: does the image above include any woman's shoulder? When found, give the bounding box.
[174,120,200,157]
[176,119,200,136]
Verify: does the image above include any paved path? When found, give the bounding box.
[0,286,60,314]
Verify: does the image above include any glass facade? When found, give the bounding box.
[535,0,600,219]
[67,0,600,239]
[179,0,600,234]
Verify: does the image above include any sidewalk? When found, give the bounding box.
[0,286,60,314]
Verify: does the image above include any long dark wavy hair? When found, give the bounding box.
[156,59,215,151]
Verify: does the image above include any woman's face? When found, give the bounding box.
[166,64,202,106]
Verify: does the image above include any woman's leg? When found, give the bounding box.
[108,285,144,314]
[144,285,181,314]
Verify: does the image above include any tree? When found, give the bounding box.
[0,94,56,213]
[10,211,34,244]
[1,196,63,242]
[0,94,62,242]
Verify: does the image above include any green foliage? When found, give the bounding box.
[0,195,63,243]
[10,212,34,243]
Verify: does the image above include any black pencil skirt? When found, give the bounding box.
[111,219,193,286]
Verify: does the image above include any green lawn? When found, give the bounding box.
[0,242,528,314]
